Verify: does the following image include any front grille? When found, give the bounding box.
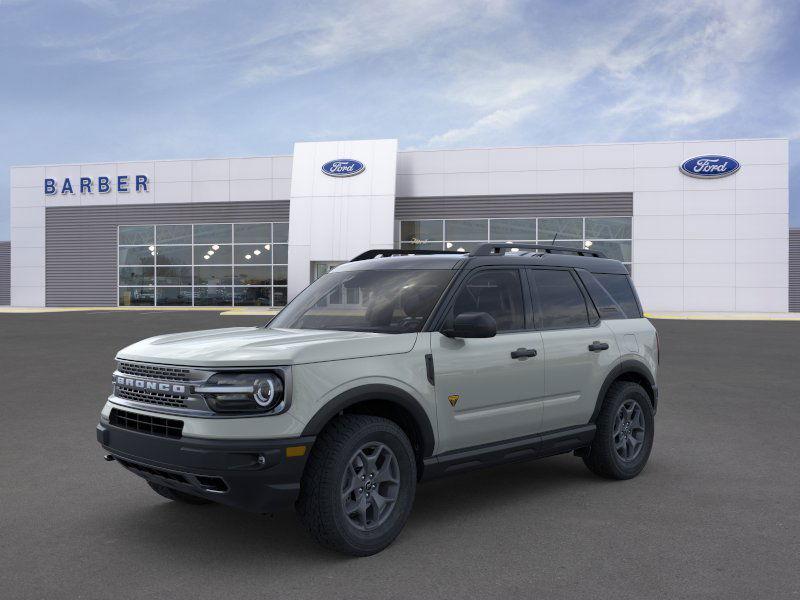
[117,361,191,382]
[115,387,187,408]
[109,408,183,439]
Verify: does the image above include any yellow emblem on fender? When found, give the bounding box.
[448,394,460,407]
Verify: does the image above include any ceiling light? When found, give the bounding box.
[511,247,519,253]
[445,242,453,249]
[254,249,261,255]
[150,251,155,256]
[457,247,465,252]
[212,244,220,251]
[265,244,271,250]
[584,240,594,248]
[208,250,215,256]
[506,241,514,244]
[148,246,154,251]
[203,255,210,260]
[245,254,252,260]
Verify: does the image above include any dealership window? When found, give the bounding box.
[397,216,632,272]
[118,222,288,307]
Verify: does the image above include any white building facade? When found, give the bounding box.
[7,137,792,312]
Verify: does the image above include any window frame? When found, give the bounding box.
[525,266,600,332]
[431,266,533,335]
[117,221,288,308]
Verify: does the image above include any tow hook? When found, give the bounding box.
[103,454,116,462]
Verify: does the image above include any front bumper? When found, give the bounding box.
[97,422,315,513]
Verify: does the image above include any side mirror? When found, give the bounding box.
[442,312,497,338]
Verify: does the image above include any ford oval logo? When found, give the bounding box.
[321,159,365,177]
[680,155,740,179]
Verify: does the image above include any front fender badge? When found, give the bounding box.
[448,394,460,407]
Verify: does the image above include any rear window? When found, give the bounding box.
[528,269,590,329]
[590,272,642,319]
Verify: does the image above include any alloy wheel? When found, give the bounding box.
[613,399,646,462]
[340,442,401,531]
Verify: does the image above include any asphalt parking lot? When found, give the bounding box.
[1,312,799,599]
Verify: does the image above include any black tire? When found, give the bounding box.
[147,481,213,505]
[296,414,417,556]
[583,381,654,480]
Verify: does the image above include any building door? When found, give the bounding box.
[311,261,344,281]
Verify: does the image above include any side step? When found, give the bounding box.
[421,424,595,481]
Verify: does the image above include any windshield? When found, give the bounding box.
[269,269,455,333]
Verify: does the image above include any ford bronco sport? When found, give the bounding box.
[97,243,658,556]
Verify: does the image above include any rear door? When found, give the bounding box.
[431,267,545,453]
[526,268,620,432]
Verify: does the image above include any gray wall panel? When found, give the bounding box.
[46,201,290,307]
[790,228,800,312]
[394,193,633,219]
[0,241,10,306]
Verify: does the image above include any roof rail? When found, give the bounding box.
[350,249,467,262]
[470,243,607,258]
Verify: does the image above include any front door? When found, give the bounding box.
[431,268,546,454]
[311,261,345,281]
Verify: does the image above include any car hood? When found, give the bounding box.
[116,327,419,367]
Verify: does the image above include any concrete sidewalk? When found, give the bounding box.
[0,306,281,316]
[646,311,800,321]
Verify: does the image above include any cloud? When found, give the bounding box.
[428,105,536,145]
[238,0,513,85]
[422,0,789,146]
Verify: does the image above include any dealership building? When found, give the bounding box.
[3,137,798,312]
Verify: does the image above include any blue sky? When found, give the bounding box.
[1,0,799,237]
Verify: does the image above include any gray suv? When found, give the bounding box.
[97,243,658,556]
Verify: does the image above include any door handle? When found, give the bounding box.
[511,347,538,359]
[588,341,610,352]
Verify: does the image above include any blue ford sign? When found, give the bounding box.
[680,156,740,178]
[321,159,365,177]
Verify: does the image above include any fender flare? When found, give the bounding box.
[591,359,657,422]
[301,384,436,458]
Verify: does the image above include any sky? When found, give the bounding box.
[1,0,799,238]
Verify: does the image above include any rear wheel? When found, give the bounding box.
[583,381,654,479]
[297,414,417,556]
[147,482,212,505]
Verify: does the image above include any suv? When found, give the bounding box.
[97,243,658,556]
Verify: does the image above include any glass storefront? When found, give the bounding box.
[397,217,632,271]
[118,222,288,307]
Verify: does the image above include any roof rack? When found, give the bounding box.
[470,243,607,258]
[350,249,467,262]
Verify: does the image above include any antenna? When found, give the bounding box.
[551,232,558,245]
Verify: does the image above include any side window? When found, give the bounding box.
[529,269,590,329]
[592,273,642,318]
[576,269,626,320]
[448,269,525,332]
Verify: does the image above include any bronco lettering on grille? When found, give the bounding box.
[115,376,187,395]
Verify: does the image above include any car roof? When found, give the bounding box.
[336,251,629,275]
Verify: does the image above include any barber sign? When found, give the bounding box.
[680,155,740,179]
[321,159,365,177]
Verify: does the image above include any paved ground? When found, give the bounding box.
[1,312,799,600]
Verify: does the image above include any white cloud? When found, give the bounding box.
[428,105,535,145]
[422,0,787,146]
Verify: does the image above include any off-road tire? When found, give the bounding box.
[147,481,213,505]
[297,414,417,556]
[583,381,654,480]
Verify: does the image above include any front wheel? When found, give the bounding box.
[297,414,417,556]
[583,381,654,480]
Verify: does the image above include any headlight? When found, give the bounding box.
[197,372,286,414]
